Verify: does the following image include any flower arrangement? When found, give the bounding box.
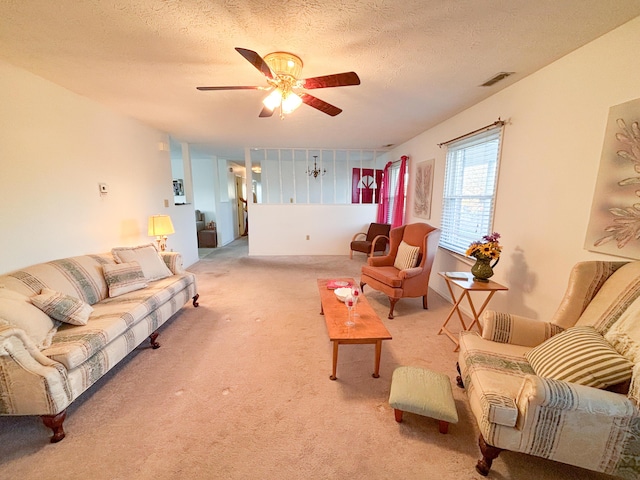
[465,232,502,260]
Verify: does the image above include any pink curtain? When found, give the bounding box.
[376,161,392,223]
[391,155,408,228]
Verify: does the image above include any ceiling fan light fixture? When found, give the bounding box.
[263,52,303,79]
[262,89,282,110]
[282,92,302,114]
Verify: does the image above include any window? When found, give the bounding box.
[249,149,385,204]
[440,127,503,256]
[385,162,407,224]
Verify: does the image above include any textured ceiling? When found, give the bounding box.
[1,1,640,159]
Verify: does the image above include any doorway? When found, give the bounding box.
[235,175,247,236]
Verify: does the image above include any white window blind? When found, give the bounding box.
[440,127,503,256]
[386,163,400,223]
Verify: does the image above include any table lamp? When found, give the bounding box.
[148,215,175,251]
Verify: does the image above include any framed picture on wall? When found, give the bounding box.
[414,159,434,219]
[173,179,184,196]
[585,98,640,259]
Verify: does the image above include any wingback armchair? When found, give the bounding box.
[458,260,640,478]
[360,223,440,319]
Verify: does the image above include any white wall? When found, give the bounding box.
[0,60,198,272]
[192,156,217,225]
[249,204,378,255]
[392,16,640,321]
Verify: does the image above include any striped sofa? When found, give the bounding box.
[458,261,640,478]
[0,247,198,442]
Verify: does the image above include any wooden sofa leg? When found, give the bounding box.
[42,410,67,443]
[192,294,200,307]
[388,298,399,319]
[149,332,160,349]
[476,434,502,476]
[456,362,464,388]
[422,295,428,309]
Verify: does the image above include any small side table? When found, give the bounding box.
[198,228,218,248]
[438,272,508,351]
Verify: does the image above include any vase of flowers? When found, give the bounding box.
[466,232,502,282]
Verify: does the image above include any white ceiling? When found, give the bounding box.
[2,1,640,160]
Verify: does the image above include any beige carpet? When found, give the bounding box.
[0,238,613,480]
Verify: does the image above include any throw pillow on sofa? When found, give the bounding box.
[103,262,148,297]
[0,286,58,349]
[394,241,420,270]
[111,244,172,281]
[526,325,633,389]
[31,288,93,326]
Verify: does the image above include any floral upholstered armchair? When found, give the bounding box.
[457,260,640,478]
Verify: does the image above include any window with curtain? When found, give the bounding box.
[386,163,400,223]
[382,160,408,225]
[440,127,503,256]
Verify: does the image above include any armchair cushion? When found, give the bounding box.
[525,326,633,389]
[393,241,420,270]
[361,265,403,288]
[459,331,534,428]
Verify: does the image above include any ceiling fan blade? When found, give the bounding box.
[300,72,360,89]
[196,86,264,91]
[259,106,274,118]
[235,47,275,79]
[300,93,342,116]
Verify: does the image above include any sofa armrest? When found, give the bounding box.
[0,324,72,415]
[518,375,636,417]
[481,311,564,347]
[160,251,185,275]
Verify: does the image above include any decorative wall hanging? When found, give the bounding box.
[585,98,640,259]
[352,168,383,204]
[414,159,434,219]
[173,179,184,196]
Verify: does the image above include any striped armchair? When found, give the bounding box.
[457,260,640,478]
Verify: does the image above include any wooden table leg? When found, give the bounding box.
[439,280,468,349]
[330,340,339,380]
[372,340,382,378]
[465,291,496,334]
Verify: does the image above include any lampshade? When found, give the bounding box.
[282,92,302,114]
[262,89,282,111]
[148,215,175,237]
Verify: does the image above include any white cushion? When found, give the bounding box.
[103,262,148,297]
[111,244,172,281]
[526,326,633,389]
[31,288,93,326]
[0,287,57,349]
[393,241,420,270]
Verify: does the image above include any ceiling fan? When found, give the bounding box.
[197,47,361,119]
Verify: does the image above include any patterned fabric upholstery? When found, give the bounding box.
[481,311,564,347]
[0,252,197,418]
[458,260,640,478]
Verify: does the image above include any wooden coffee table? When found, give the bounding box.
[317,278,392,381]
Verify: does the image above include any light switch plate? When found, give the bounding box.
[99,183,108,193]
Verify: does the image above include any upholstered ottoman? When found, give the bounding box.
[388,366,458,433]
